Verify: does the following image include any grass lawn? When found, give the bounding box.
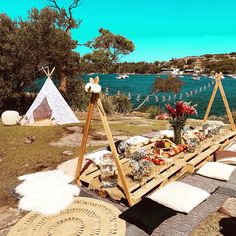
[0,113,169,207]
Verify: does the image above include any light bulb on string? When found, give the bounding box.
[167,95,171,101]
[194,89,197,94]
[105,87,109,96]
[136,94,140,101]
[146,95,150,102]
[208,83,210,88]
[204,85,206,90]
[186,92,189,97]
[162,96,166,102]
[117,90,120,95]
[199,87,202,92]
[128,92,131,100]
[173,94,177,100]
[179,94,183,99]
[155,96,159,102]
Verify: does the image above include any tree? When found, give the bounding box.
[47,0,82,35]
[153,77,185,93]
[46,0,82,91]
[84,28,135,73]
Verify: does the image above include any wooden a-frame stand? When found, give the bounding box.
[75,93,133,206]
[203,72,236,131]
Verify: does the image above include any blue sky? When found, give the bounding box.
[1,0,236,62]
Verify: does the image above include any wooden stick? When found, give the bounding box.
[96,98,133,206]
[49,67,55,77]
[218,79,236,131]
[203,77,219,124]
[75,93,98,184]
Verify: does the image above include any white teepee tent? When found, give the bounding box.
[23,67,79,125]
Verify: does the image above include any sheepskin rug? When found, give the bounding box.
[15,170,80,216]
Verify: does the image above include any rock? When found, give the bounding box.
[219,197,236,217]
[62,150,74,156]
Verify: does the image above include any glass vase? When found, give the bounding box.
[173,126,182,144]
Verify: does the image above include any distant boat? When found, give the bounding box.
[116,74,129,80]
[229,74,236,79]
[191,76,200,81]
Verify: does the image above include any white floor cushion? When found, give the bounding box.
[1,110,20,125]
[196,162,236,181]
[148,181,210,213]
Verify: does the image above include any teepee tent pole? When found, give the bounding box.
[42,67,49,77]
[49,67,55,77]
[203,72,236,131]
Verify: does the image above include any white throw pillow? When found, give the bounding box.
[148,181,210,213]
[197,162,236,181]
[85,149,112,166]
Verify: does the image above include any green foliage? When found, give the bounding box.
[63,78,89,111]
[112,94,132,114]
[146,106,164,119]
[100,93,114,116]
[153,76,185,94]
[83,28,135,73]
[0,9,81,113]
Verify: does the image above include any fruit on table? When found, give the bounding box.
[155,141,165,148]
[164,141,171,148]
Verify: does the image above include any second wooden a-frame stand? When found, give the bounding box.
[203,72,236,131]
[75,92,132,206]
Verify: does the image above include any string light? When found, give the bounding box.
[128,92,131,100]
[105,87,109,96]
[136,94,140,101]
[102,78,215,102]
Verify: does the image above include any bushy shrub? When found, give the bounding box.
[146,106,164,119]
[63,78,89,111]
[100,93,114,116]
[112,94,131,113]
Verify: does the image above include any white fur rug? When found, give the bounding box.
[15,170,80,216]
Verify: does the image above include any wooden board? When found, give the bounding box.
[80,156,187,205]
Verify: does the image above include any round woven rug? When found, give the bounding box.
[8,197,126,236]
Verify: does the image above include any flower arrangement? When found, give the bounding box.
[129,149,152,182]
[166,101,197,144]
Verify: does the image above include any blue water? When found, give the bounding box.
[83,74,236,119]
